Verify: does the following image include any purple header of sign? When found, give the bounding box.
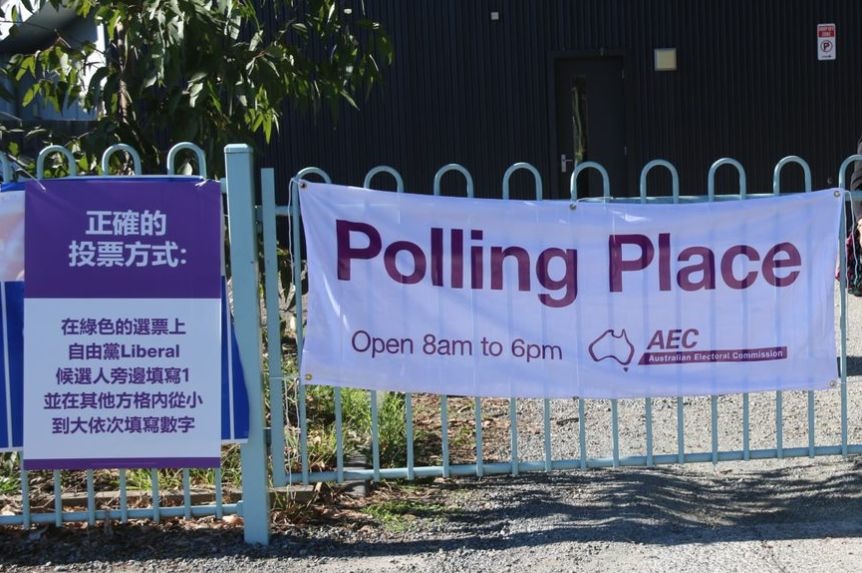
[25,179,221,299]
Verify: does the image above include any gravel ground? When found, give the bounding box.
[3,287,862,572]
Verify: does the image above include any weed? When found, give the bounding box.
[361,498,447,532]
[0,453,20,495]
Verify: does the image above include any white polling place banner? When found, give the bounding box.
[299,183,844,399]
[22,179,222,470]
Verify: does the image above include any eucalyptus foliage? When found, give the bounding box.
[0,0,391,175]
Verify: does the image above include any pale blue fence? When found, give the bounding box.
[2,144,862,548]
[260,152,862,493]
[0,143,268,545]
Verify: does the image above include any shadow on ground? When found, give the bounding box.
[3,458,862,566]
[844,355,862,376]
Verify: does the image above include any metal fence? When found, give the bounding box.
[259,152,862,491]
[0,143,270,545]
[2,144,862,548]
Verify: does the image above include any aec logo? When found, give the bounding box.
[588,328,700,371]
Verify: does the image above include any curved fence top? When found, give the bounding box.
[433,163,474,197]
[571,161,609,202]
[707,158,746,200]
[772,156,812,194]
[363,166,404,193]
[101,144,143,175]
[294,167,332,185]
[639,159,679,203]
[36,145,78,179]
[166,142,207,177]
[502,162,542,200]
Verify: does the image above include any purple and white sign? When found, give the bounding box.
[23,179,222,470]
[299,183,843,399]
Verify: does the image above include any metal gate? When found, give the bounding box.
[250,151,862,492]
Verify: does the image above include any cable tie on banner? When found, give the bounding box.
[569,196,612,210]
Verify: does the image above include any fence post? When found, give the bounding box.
[224,144,270,544]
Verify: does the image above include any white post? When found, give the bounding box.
[224,144,270,544]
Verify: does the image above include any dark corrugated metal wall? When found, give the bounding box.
[266,1,862,199]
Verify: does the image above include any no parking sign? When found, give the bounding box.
[818,23,836,61]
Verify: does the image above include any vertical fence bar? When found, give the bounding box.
[86,470,95,526]
[775,157,816,460]
[260,169,287,486]
[224,144,270,544]
[510,400,519,476]
[150,469,160,524]
[21,468,30,529]
[677,399,685,464]
[543,399,552,472]
[578,398,587,469]
[215,468,224,519]
[367,170,414,483]
[645,398,653,466]
[432,165,473,479]
[709,158,751,464]
[500,163,543,477]
[611,400,619,468]
[370,391,381,481]
[291,187,309,485]
[475,397,484,477]
[334,391,344,483]
[711,397,719,464]
[742,394,750,460]
[441,397,450,478]
[406,395,415,480]
[774,170,787,461]
[290,167,331,486]
[808,392,816,457]
[53,471,62,527]
[183,469,191,519]
[290,168,331,486]
[776,392,784,458]
[639,166,656,471]
[119,469,128,523]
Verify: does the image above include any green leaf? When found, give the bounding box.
[21,84,38,107]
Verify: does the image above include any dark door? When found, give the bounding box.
[554,57,627,199]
